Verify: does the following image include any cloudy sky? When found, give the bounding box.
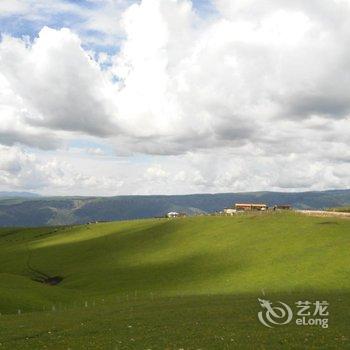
[0,0,349,196]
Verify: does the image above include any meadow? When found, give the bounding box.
[0,212,349,349]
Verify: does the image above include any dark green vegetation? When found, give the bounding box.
[1,189,350,227]
[0,213,349,349]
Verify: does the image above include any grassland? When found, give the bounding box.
[0,212,349,349]
[328,206,350,213]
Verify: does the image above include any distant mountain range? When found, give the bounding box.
[0,189,350,227]
[0,191,40,198]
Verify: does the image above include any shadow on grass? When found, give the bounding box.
[16,219,250,294]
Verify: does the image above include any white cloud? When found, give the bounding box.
[0,145,123,195]
[0,27,120,137]
[145,164,169,180]
[0,72,60,149]
[0,0,28,15]
[0,0,350,194]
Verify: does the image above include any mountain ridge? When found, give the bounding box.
[1,189,350,227]
[0,191,41,198]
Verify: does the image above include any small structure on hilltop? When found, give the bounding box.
[223,208,237,216]
[166,212,187,218]
[235,203,268,211]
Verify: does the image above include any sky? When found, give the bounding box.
[0,0,350,196]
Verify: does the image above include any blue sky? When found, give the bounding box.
[0,0,217,55]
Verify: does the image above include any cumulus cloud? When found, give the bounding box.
[0,0,350,194]
[1,0,350,151]
[139,150,350,194]
[0,72,61,149]
[0,145,123,194]
[0,27,119,137]
[0,0,133,48]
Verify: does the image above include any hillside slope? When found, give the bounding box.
[1,189,350,227]
[0,213,349,311]
[0,213,349,349]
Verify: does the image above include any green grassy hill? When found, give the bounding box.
[0,212,349,349]
[328,206,350,213]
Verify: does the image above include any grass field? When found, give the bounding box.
[328,206,350,213]
[0,212,349,349]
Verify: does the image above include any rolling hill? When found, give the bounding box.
[1,189,350,227]
[0,212,349,349]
